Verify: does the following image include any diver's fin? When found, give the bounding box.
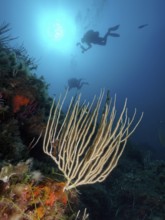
[109,33,120,37]
[108,25,120,32]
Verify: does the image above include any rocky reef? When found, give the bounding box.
[0,23,82,220]
[0,23,164,220]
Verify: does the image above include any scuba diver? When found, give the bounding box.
[66,78,89,91]
[77,25,120,53]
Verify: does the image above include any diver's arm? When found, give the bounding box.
[84,43,92,52]
[76,42,92,53]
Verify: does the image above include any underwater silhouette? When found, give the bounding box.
[77,25,120,53]
[66,78,89,90]
[138,24,149,29]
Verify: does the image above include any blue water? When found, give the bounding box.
[1,0,165,157]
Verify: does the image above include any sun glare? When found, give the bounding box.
[38,9,77,54]
[47,22,64,41]
[53,23,64,40]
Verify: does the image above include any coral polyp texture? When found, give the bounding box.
[0,161,78,219]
